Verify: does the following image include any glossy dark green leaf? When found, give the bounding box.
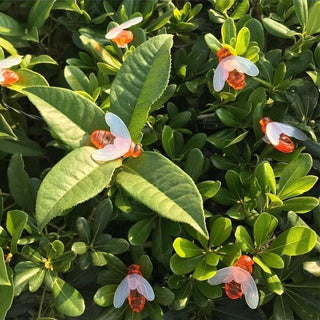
[274,295,294,320]
[128,217,154,245]
[280,197,319,214]
[197,180,221,200]
[170,254,203,275]
[263,18,296,38]
[235,225,254,252]
[94,284,118,307]
[254,213,278,249]
[76,217,91,244]
[153,286,174,306]
[93,198,114,237]
[306,1,320,35]
[210,217,232,247]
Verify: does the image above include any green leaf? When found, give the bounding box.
[221,18,236,45]
[144,301,163,320]
[79,35,121,73]
[184,148,204,182]
[116,152,208,238]
[0,249,13,319]
[7,154,35,213]
[235,225,254,252]
[259,252,284,269]
[94,237,129,255]
[76,217,91,244]
[24,87,107,149]
[64,66,90,92]
[51,276,85,316]
[280,197,319,214]
[204,33,222,53]
[209,217,232,247]
[255,161,276,194]
[268,226,317,256]
[235,27,250,55]
[245,18,265,48]
[274,296,294,320]
[170,254,203,275]
[128,217,154,245]
[92,198,114,237]
[273,62,286,87]
[197,180,221,201]
[231,0,249,20]
[0,12,23,37]
[306,1,320,35]
[193,259,217,281]
[173,238,203,258]
[29,55,58,67]
[215,0,234,13]
[138,255,153,279]
[261,266,284,295]
[28,0,55,29]
[8,69,49,93]
[278,154,313,199]
[110,35,173,143]
[36,147,121,231]
[6,210,28,254]
[254,213,278,249]
[285,50,312,77]
[29,269,45,292]
[216,244,241,266]
[71,242,87,255]
[293,0,308,29]
[94,284,118,307]
[154,286,174,306]
[263,18,296,38]
[0,37,17,55]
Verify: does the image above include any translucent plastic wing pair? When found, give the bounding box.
[213,55,259,92]
[208,266,259,309]
[259,117,307,153]
[91,113,131,162]
[105,17,142,39]
[0,57,21,69]
[113,274,155,309]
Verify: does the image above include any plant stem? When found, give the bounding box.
[37,286,46,320]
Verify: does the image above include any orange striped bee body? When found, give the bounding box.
[127,264,146,312]
[224,255,254,300]
[226,70,246,90]
[90,130,115,149]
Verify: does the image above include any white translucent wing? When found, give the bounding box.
[105,17,142,39]
[213,62,229,92]
[262,135,271,144]
[91,137,130,161]
[276,123,308,141]
[0,57,21,68]
[241,275,259,309]
[208,267,237,285]
[0,73,4,82]
[113,277,130,308]
[265,122,283,146]
[105,112,131,140]
[128,274,155,301]
[232,56,259,76]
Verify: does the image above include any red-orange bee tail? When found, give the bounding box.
[1,69,19,85]
[128,289,146,312]
[227,70,246,90]
[274,133,295,153]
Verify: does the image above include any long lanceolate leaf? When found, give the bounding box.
[36,147,121,231]
[110,34,173,143]
[116,152,208,238]
[24,87,107,149]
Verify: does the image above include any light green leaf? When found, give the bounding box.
[64,66,90,92]
[197,180,221,201]
[278,154,313,199]
[94,284,118,307]
[8,69,49,93]
[116,152,208,238]
[204,33,222,53]
[173,238,203,258]
[280,197,319,213]
[263,18,296,38]
[110,34,173,143]
[7,154,35,213]
[261,266,284,295]
[193,259,216,281]
[306,1,320,35]
[24,86,106,148]
[235,27,250,55]
[255,161,276,194]
[293,0,308,29]
[259,252,284,269]
[235,225,254,252]
[0,249,13,319]
[51,276,85,316]
[254,213,278,249]
[6,210,28,254]
[215,0,234,13]
[268,226,317,256]
[36,147,121,231]
[231,0,249,19]
[170,254,203,275]
[221,18,236,44]
[0,37,17,55]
